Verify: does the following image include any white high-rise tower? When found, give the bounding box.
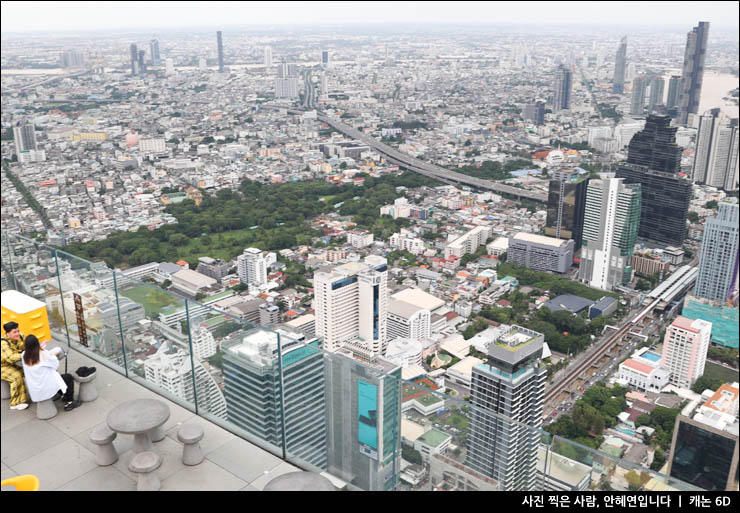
[264,46,273,67]
[237,247,267,287]
[313,255,388,357]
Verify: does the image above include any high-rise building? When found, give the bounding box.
[648,77,665,113]
[579,178,641,291]
[322,50,330,65]
[694,201,739,303]
[165,58,175,75]
[144,343,227,420]
[324,349,401,491]
[630,75,648,116]
[313,255,388,357]
[13,123,37,155]
[545,173,589,251]
[198,57,207,72]
[523,102,545,125]
[552,64,572,112]
[149,38,160,66]
[216,30,224,72]
[612,36,627,94]
[466,326,546,491]
[666,75,682,110]
[693,109,740,190]
[616,115,692,246]
[320,72,328,99]
[237,247,267,287]
[667,383,739,491]
[677,22,710,125]
[138,49,147,74]
[59,49,85,68]
[222,329,327,469]
[264,46,273,67]
[190,324,217,360]
[130,43,138,75]
[275,59,299,99]
[660,316,712,389]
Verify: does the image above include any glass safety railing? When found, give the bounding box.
[0,231,703,492]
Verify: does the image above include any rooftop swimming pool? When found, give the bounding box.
[642,351,661,362]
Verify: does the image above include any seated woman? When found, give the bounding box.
[21,335,81,412]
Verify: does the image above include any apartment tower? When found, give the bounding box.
[578,178,641,291]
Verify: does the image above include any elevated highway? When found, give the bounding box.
[261,104,547,202]
[1,69,91,95]
[316,113,548,202]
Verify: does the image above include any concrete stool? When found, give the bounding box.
[89,424,119,466]
[73,370,98,402]
[264,471,335,491]
[177,425,204,465]
[1,380,9,400]
[36,398,58,420]
[129,451,162,491]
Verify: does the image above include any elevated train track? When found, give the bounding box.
[544,265,698,413]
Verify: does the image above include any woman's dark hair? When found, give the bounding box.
[23,335,41,366]
[3,321,19,333]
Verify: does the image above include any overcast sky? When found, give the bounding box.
[1,1,739,33]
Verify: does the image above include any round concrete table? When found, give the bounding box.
[106,399,170,454]
[263,471,335,491]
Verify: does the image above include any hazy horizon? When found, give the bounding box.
[1,0,739,35]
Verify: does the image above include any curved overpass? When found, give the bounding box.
[316,113,547,202]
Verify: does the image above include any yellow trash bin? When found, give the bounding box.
[1,290,51,342]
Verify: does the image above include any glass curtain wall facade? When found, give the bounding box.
[545,175,589,251]
[616,115,692,246]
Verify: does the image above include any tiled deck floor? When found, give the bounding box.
[1,348,299,491]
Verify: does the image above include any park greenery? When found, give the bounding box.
[634,404,683,453]
[545,383,629,449]
[454,159,534,181]
[62,172,439,268]
[707,346,739,368]
[496,262,620,301]
[691,371,732,394]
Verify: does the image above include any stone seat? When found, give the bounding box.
[177,425,204,465]
[89,424,118,466]
[73,370,98,402]
[129,451,162,491]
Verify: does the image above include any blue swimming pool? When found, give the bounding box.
[616,426,635,436]
[642,351,661,362]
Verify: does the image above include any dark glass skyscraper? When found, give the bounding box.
[217,30,224,72]
[616,115,692,246]
[545,174,589,251]
[666,75,682,109]
[523,102,545,125]
[677,22,710,125]
[630,75,647,116]
[612,36,627,94]
[149,38,160,66]
[138,49,146,74]
[130,43,138,75]
[648,77,665,113]
[552,64,571,112]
